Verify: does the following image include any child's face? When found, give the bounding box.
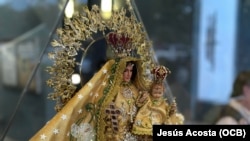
[151,84,164,99]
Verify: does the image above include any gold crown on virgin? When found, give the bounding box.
[106,32,137,58]
[152,65,171,84]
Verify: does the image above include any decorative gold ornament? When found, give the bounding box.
[152,65,171,84]
[106,32,136,58]
[46,2,155,112]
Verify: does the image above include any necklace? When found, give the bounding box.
[122,87,133,99]
[121,83,136,122]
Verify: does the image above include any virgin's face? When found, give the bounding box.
[123,63,134,82]
[151,84,164,99]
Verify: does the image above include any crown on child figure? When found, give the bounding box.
[106,32,136,58]
[152,65,171,84]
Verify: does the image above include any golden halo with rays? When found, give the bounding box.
[45,3,155,112]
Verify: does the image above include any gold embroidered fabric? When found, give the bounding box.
[30,57,147,141]
[132,97,169,135]
[132,97,184,136]
[30,59,114,141]
[30,1,185,141]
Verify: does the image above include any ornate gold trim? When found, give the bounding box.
[46,2,155,111]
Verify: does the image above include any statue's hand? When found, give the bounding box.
[138,91,149,103]
[136,91,149,108]
[169,100,177,116]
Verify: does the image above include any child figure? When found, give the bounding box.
[132,65,184,140]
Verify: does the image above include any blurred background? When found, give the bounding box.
[1,0,250,140]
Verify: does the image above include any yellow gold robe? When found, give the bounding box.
[132,97,184,136]
[30,57,142,141]
[132,97,169,136]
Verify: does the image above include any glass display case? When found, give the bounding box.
[1,0,250,140]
